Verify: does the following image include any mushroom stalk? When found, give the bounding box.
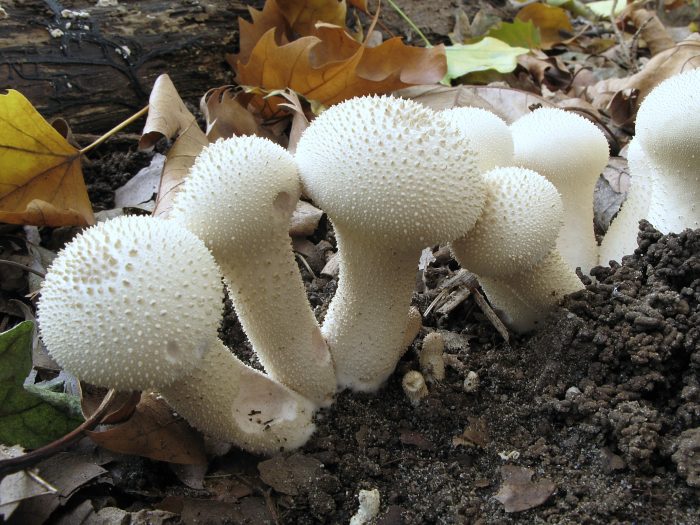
[322,231,419,391]
[160,339,316,454]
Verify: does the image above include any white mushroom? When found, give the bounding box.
[169,136,336,407]
[296,95,485,391]
[451,167,583,333]
[440,107,514,172]
[634,68,700,234]
[510,108,609,273]
[419,332,445,382]
[402,370,429,406]
[598,139,654,264]
[38,216,316,454]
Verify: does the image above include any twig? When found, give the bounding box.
[0,259,46,278]
[0,389,118,481]
[79,105,149,154]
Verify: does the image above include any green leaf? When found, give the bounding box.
[0,322,83,449]
[443,37,530,84]
[488,19,541,50]
[586,0,626,18]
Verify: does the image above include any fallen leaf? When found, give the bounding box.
[290,201,324,237]
[276,0,347,35]
[114,153,165,211]
[0,445,53,520]
[452,417,489,448]
[516,3,573,49]
[396,84,552,124]
[0,322,83,449]
[628,8,675,56]
[235,25,446,112]
[86,393,207,465]
[139,75,209,219]
[200,86,282,144]
[0,90,94,226]
[258,454,328,495]
[586,34,700,121]
[443,38,530,83]
[349,0,369,13]
[274,89,311,153]
[587,0,626,19]
[488,19,541,49]
[494,465,556,513]
[399,429,435,450]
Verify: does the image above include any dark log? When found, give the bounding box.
[0,0,263,133]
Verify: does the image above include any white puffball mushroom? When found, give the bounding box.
[38,216,316,455]
[463,371,480,393]
[451,167,583,333]
[38,215,223,391]
[296,95,485,392]
[510,108,609,274]
[170,136,336,407]
[634,68,700,234]
[599,139,654,265]
[349,489,381,525]
[440,107,514,172]
[402,370,429,406]
[419,332,445,382]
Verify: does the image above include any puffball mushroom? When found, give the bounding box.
[510,108,609,274]
[169,136,336,407]
[440,107,514,172]
[38,216,316,454]
[296,95,485,392]
[451,167,583,333]
[598,139,653,264]
[634,68,700,234]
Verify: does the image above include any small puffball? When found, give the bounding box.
[463,371,480,393]
[38,216,223,391]
[349,489,381,525]
[402,370,429,406]
[452,167,563,278]
[419,332,445,382]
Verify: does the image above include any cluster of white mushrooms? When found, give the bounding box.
[37,69,699,454]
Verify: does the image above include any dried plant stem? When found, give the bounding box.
[79,105,149,154]
[0,259,46,278]
[384,0,432,47]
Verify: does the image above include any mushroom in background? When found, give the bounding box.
[510,107,609,274]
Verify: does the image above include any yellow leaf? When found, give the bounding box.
[0,90,94,227]
[516,3,573,50]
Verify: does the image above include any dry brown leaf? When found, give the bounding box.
[275,89,311,153]
[494,465,556,513]
[586,34,700,123]
[277,0,347,35]
[348,0,370,13]
[236,0,292,67]
[235,24,446,112]
[200,86,283,144]
[138,75,209,218]
[396,84,552,124]
[628,8,675,56]
[0,90,94,227]
[517,53,572,92]
[86,393,207,465]
[516,3,573,50]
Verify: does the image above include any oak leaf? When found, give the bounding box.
[236,25,446,111]
[276,0,347,36]
[516,3,573,50]
[0,90,94,227]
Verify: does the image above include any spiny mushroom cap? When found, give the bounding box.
[635,68,700,167]
[510,108,609,185]
[38,216,223,391]
[295,96,486,247]
[452,167,563,277]
[170,136,301,248]
[440,107,514,172]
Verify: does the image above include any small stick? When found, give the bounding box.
[0,259,46,278]
[79,105,149,154]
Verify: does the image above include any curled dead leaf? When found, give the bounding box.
[494,465,556,513]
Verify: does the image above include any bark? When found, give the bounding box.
[0,0,262,133]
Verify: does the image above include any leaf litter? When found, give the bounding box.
[0,0,699,522]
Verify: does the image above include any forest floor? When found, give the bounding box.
[1,0,699,523]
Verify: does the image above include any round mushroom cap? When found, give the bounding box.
[295,95,485,247]
[38,216,223,391]
[635,68,700,166]
[440,107,514,172]
[452,166,563,277]
[170,136,301,248]
[510,107,609,185]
